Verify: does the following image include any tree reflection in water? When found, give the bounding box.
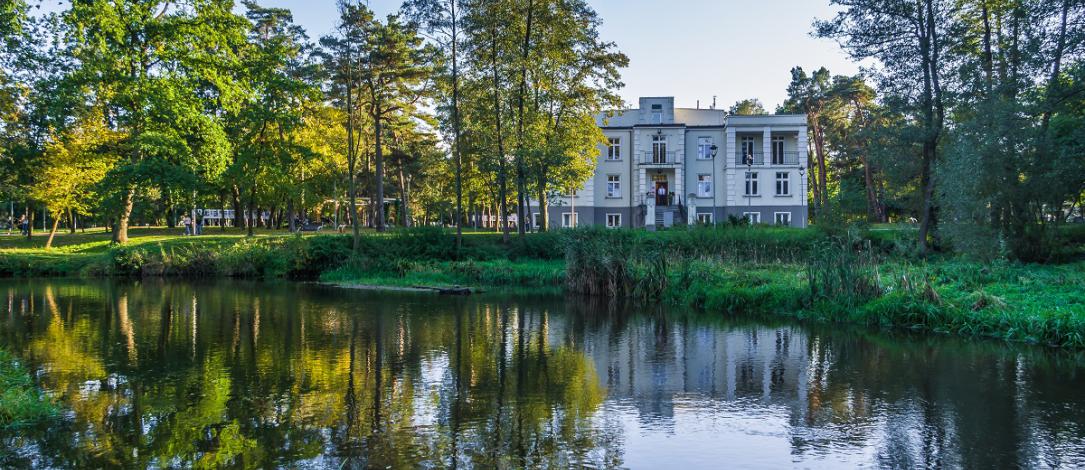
[1,280,1084,468]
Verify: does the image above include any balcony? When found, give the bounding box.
[639,150,681,166]
[735,151,801,166]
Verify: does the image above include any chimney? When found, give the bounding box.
[711,95,717,110]
[696,100,700,109]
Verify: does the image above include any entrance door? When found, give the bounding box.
[655,181,669,206]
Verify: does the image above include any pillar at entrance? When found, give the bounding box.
[645,195,656,231]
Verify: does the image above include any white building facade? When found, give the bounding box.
[536,97,808,229]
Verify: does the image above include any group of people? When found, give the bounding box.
[180,215,203,236]
[14,215,29,235]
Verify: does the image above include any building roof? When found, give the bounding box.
[596,106,804,128]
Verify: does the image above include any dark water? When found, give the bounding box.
[2,280,1085,469]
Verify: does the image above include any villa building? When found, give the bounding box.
[533,97,808,229]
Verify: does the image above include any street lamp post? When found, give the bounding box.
[710,144,718,226]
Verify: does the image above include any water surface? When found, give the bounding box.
[2,280,1084,468]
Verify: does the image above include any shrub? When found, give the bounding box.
[108,245,147,276]
[284,235,352,279]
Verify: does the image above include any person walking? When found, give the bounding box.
[182,215,192,236]
[18,215,28,236]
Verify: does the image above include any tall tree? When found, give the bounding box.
[462,0,516,240]
[504,0,625,232]
[65,0,248,243]
[404,0,466,248]
[322,1,373,252]
[32,113,119,248]
[817,0,953,254]
[229,1,319,236]
[936,0,1085,260]
[356,12,436,232]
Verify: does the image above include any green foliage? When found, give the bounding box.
[64,0,250,241]
[728,98,767,115]
[0,348,58,429]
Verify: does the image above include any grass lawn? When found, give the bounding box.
[0,226,295,250]
[0,227,304,277]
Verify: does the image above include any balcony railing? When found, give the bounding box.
[735,151,801,166]
[639,151,680,165]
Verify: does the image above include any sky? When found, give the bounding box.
[34,0,863,111]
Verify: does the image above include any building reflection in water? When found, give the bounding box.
[0,280,1083,469]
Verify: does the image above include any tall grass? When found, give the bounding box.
[806,235,884,308]
[559,228,1085,348]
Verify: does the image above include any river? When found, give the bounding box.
[2,279,1084,468]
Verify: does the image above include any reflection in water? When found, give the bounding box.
[1,280,1084,468]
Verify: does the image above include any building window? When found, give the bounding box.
[697,137,714,160]
[744,212,761,224]
[562,212,578,228]
[745,171,759,196]
[607,137,621,160]
[774,212,791,226]
[697,213,713,224]
[532,212,541,228]
[772,136,785,164]
[775,172,790,195]
[606,213,621,228]
[740,136,756,163]
[607,174,621,198]
[697,174,713,197]
[652,134,667,163]
[651,104,663,124]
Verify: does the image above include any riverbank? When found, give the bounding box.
[667,259,1085,347]
[2,225,1084,347]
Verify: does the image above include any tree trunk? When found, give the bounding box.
[113,187,134,244]
[916,0,940,254]
[1040,0,1069,135]
[374,109,386,232]
[398,163,411,228]
[537,186,547,231]
[219,194,227,232]
[232,185,244,229]
[68,208,76,234]
[812,119,828,210]
[807,140,821,216]
[346,64,361,254]
[287,199,296,233]
[514,0,536,237]
[450,0,463,252]
[489,22,511,244]
[851,98,884,223]
[45,215,61,249]
[247,187,256,237]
